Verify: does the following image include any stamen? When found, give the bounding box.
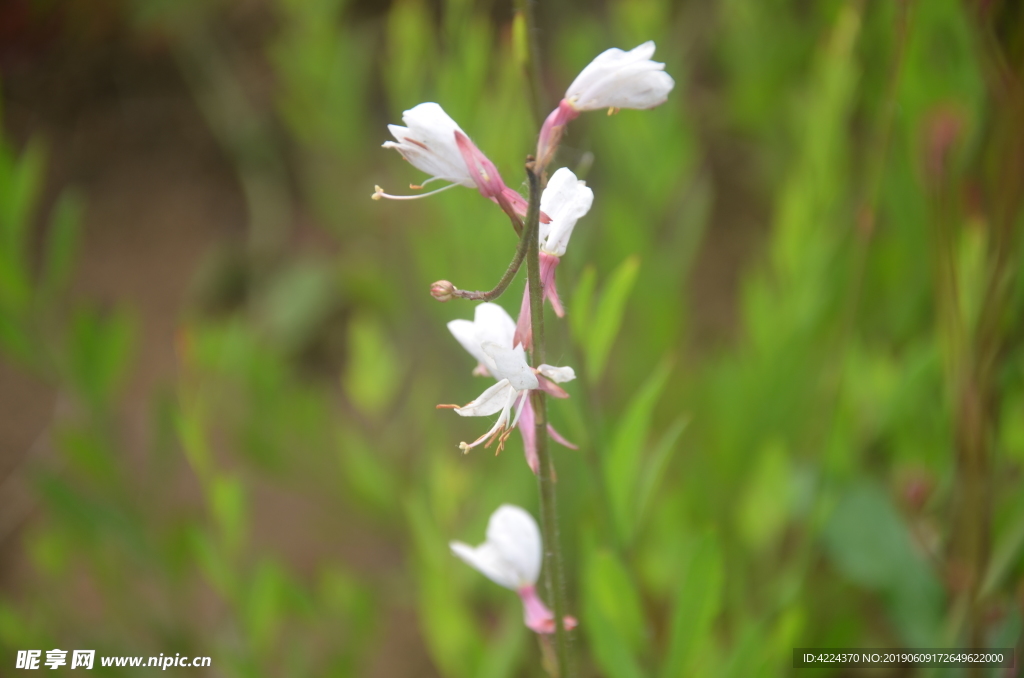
[410,177,445,190]
[607,107,620,116]
[372,182,460,201]
[436,404,460,409]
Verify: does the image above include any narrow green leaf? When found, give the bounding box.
[569,264,596,347]
[981,510,1024,597]
[511,10,528,71]
[604,357,673,542]
[0,139,44,250]
[476,605,527,678]
[40,192,81,298]
[583,547,648,678]
[246,559,287,646]
[405,497,483,678]
[67,307,135,407]
[343,313,401,417]
[634,416,689,530]
[586,255,640,382]
[660,532,723,678]
[735,441,791,551]
[176,407,212,482]
[210,474,247,555]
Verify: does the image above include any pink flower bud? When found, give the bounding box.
[431,280,456,302]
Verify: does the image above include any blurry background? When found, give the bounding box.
[0,0,1023,676]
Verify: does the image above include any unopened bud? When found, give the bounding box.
[431,280,456,302]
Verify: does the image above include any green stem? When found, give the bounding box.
[452,222,531,302]
[526,166,572,677]
[513,0,546,127]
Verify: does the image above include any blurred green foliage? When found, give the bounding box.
[2,0,1024,676]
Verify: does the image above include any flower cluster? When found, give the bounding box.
[374,42,672,638]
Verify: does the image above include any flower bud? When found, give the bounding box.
[430,280,456,302]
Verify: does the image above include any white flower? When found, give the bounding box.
[565,41,674,112]
[512,168,593,349]
[375,103,532,219]
[450,504,541,590]
[443,303,576,465]
[539,167,593,257]
[381,102,475,188]
[450,505,577,634]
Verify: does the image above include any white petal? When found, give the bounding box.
[537,364,576,384]
[482,342,538,391]
[384,102,475,186]
[450,541,521,590]
[565,41,674,112]
[449,303,518,374]
[473,303,517,349]
[580,68,674,111]
[456,379,517,417]
[485,505,541,587]
[448,319,489,367]
[539,168,594,256]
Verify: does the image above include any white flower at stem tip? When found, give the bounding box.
[513,168,593,349]
[442,303,577,473]
[536,41,674,166]
[565,41,674,112]
[450,505,577,634]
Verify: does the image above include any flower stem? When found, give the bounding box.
[451,222,531,302]
[525,165,572,677]
[513,0,546,127]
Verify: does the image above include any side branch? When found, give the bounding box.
[449,220,531,302]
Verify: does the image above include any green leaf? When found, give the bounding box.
[261,262,336,355]
[660,532,723,678]
[823,481,944,645]
[338,430,398,518]
[176,406,212,482]
[343,313,401,417]
[735,440,791,551]
[405,497,483,678]
[210,474,247,555]
[0,138,44,253]
[586,255,640,382]
[189,526,234,599]
[245,559,288,646]
[583,547,649,678]
[66,306,135,407]
[569,264,596,347]
[40,192,81,298]
[634,416,689,529]
[476,605,527,678]
[604,356,673,542]
[511,10,529,71]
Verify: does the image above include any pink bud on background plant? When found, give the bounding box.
[450,505,577,634]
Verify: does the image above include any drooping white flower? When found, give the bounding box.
[450,505,577,634]
[374,102,533,220]
[535,42,674,167]
[513,168,593,349]
[442,303,577,472]
[565,41,675,112]
[382,103,476,189]
[539,168,594,257]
